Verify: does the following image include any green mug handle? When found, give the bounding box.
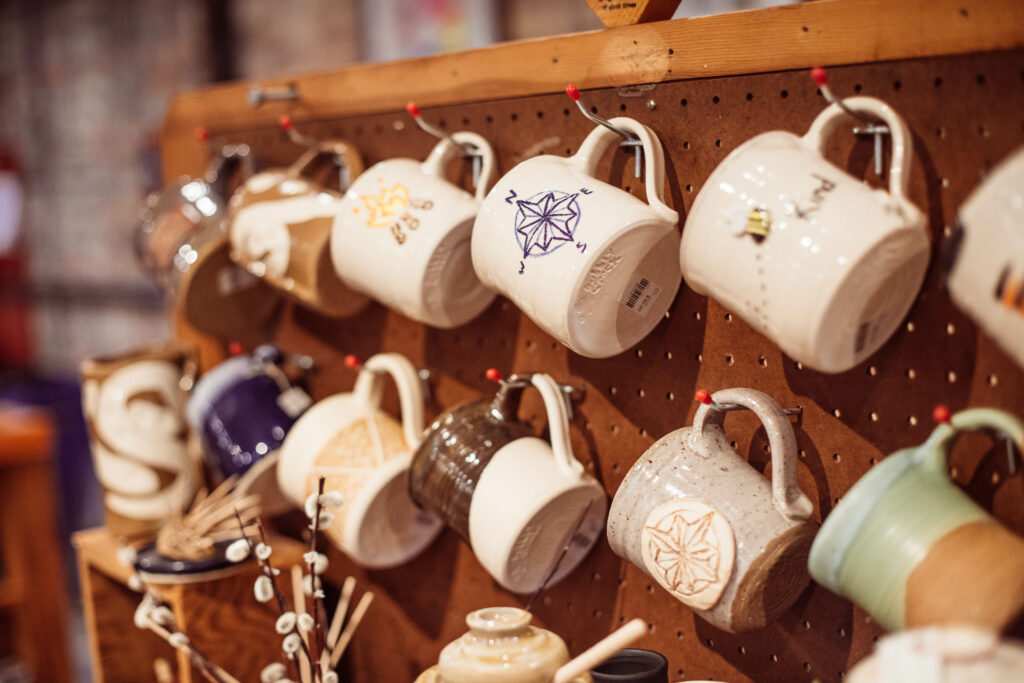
[916,408,1024,477]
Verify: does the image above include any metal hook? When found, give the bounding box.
[279,116,351,190]
[566,85,644,179]
[248,83,299,108]
[406,102,484,187]
[489,369,585,419]
[694,389,802,417]
[811,67,890,176]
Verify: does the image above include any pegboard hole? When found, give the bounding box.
[738,646,746,655]
[610,424,619,434]
[780,89,789,98]
[526,339,535,350]
[799,449,807,459]
[906,321,916,332]
[746,92,754,101]
[461,117,470,126]
[676,630,684,639]
[680,98,688,107]
[724,312,733,322]
[803,620,812,629]
[869,457,878,466]
[645,584,654,593]
[485,115,494,123]
[592,609,603,618]
[804,663,812,672]
[667,391,675,400]
[869,366,878,376]
[988,374,1000,387]
[609,386,618,395]
[948,371,958,383]
[870,412,879,422]
[694,311,701,320]
[715,139,722,148]
[668,48,674,55]
[536,110,544,119]
[977,73,987,85]
[510,112,518,121]
[979,125,991,137]
[801,25,809,32]
[706,638,715,648]
[696,353,703,363]
[838,627,847,637]
[946,323,956,335]
[854,83,863,93]
[730,440,738,449]
[907,368,917,379]
[665,351,673,360]
[833,408,842,418]
[934,76,943,87]
[637,389,645,398]
[683,141,691,149]
[685,184,694,192]
[832,453,841,463]
[795,361,804,370]
[712,95,720,104]
[937,126,947,139]
[758,357,768,368]
[908,415,919,426]
[770,654,779,663]
[635,348,644,358]
[725,354,734,365]
[893,80,902,91]
[563,108,570,117]
[992,471,1001,485]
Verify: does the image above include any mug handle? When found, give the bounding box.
[419,131,497,202]
[531,373,586,480]
[690,388,813,521]
[285,140,366,190]
[351,353,426,448]
[799,96,913,205]
[915,408,1024,478]
[567,117,678,225]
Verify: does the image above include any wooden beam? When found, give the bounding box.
[163,0,1024,170]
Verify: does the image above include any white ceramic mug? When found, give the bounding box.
[680,97,930,373]
[947,145,1024,370]
[607,388,816,633]
[331,132,497,328]
[472,118,681,358]
[276,352,442,568]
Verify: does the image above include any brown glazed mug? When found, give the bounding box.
[228,142,370,317]
[607,387,817,633]
[135,144,281,341]
[81,342,200,537]
[409,373,606,593]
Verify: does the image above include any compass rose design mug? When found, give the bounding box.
[277,352,442,568]
[946,145,1024,370]
[607,388,817,633]
[679,97,930,373]
[228,142,370,317]
[331,132,497,328]
[472,117,681,358]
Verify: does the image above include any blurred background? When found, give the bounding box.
[0,1,787,680]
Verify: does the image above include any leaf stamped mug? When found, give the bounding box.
[277,352,442,568]
[471,118,681,358]
[409,373,607,593]
[680,97,930,373]
[331,132,497,328]
[228,142,370,317]
[809,408,1024,632]
[81,343,200,537]
[607,388,817,633]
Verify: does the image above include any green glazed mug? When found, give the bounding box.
[808,408,1024,632]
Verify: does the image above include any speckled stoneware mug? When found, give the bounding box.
[472,118,681,358]
[277,352,442,568]
[81,343,200,537]
[947,145,1024,370]
[409,373,607,593]
[809,408,1024,632]
[228,142,370,317]
[680,97,929,373]
[607,387,817,634]
[414,606,591,683]
[331,132,497,328]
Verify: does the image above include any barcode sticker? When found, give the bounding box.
[218,265,259,296]
[619,273,661,316]
[277,387,312,418]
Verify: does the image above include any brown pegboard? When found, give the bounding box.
[182,50,1024,682]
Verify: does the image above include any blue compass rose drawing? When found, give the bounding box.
[513,190,581,258]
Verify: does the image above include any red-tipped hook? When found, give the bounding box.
[485,368,503,383]
[566,85,581,102]
[811,66,828,86]
[406,102,421,118]
[278,115,294,132]
[227,341,245,357]
[933,405,953,424]
[694,389,713,405]
[195,127,210,142]
[344,354,362,370]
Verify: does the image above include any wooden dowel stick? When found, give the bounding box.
[321,576,356,670]
[551,618,647,683]
[329,592,374,668]
[290,566,312,683]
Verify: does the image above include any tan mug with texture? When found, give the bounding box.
[228,142,370,317]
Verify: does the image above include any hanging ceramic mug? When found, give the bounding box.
[414,606,591,683]
[471,118,681,358]
[607,388,817,633]
[808,408,1024,632]
[331,132,497,327]
[228,142,370,317]
[680,97,930,373]
[135,144,281,340]
[186,345,310,514]
[81,343,200,537]
[946,146,1024,370]
[277,352,442,568]
[409,373,607,593]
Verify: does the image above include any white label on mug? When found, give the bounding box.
[619,273,661,316]
[277,387,312,418]
[217,265,258,295]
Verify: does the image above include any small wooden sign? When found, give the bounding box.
[585,0,683,27]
